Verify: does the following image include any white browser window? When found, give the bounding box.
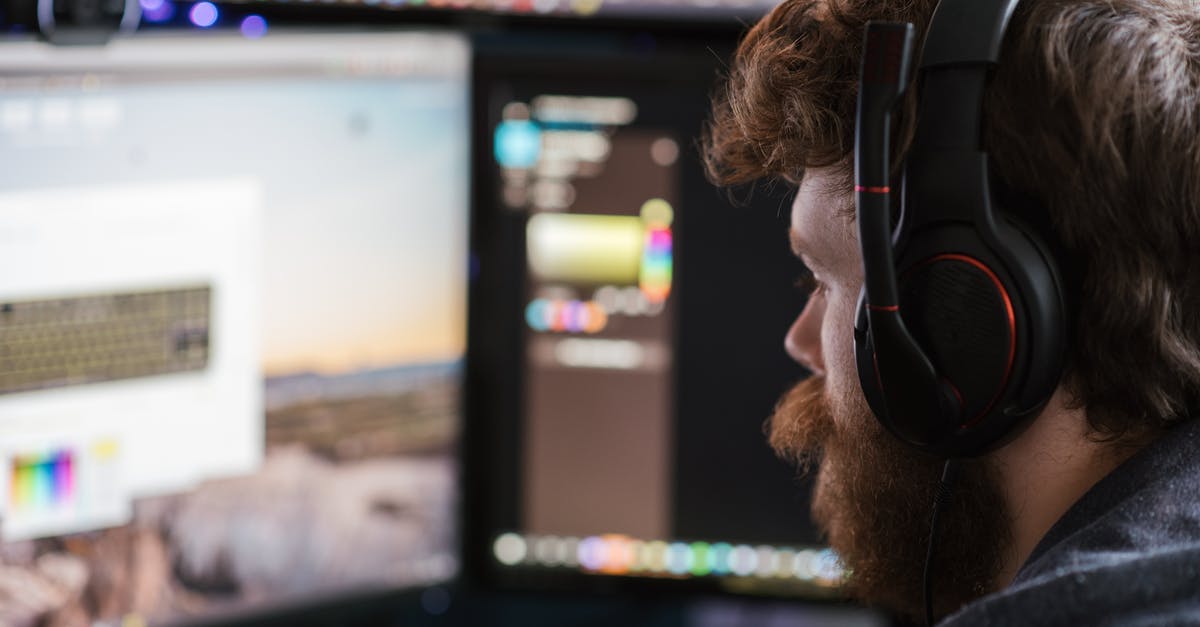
[0,30,468,624]
[0,179,263,539]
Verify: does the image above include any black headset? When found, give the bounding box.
[852,0,1069,458]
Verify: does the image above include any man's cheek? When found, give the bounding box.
[821,291,860,427]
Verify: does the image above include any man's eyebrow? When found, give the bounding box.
[788,228,807,258]
[789,227,829,273]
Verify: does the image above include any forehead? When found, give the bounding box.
[789,167,857,263]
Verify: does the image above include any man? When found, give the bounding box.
[704,0,1200,624]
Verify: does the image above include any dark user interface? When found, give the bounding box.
[505,98,678,541]
[470,47,844,600]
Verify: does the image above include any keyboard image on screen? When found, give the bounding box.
[0,286,212,395]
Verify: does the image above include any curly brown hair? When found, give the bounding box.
[705,0,1200,443]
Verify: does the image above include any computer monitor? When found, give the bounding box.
[466,34,856,603]
[214,0,779,22]
[0,30,468,625]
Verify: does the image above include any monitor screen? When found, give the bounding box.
[0,31,469,625]
[467,37,860,604]
[220,0,779,22]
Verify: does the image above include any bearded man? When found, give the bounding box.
[704,0,1200,624]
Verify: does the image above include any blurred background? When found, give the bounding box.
[0,2,892,626]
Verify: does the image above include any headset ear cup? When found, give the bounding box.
[897,254,1016,426]
[992,215,1069,416]
[876,219,1066,456]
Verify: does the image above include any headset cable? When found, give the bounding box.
[924,459,961,626]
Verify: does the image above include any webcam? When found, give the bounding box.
[5,0,139,45]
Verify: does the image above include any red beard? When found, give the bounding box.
[767,376,1012,621]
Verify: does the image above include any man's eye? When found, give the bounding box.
[794,271,828,296]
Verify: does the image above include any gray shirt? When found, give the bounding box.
[942,419,1200,626]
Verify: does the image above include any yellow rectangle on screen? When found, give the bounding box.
[527,213,644,285]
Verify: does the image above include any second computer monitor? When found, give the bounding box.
[467,33,844,601]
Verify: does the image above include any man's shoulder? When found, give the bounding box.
[942,544,1200,626]
[944,421,1200,626]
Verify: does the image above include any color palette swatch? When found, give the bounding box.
[525,200,674,335]
[3,438,129,541]
[526,299,609,334]
[9,449,75,513]
[639,199,674,304]
[492,532,845,588]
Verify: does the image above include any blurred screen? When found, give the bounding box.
[0,31,468,625]
[469,44,854,604]
[509,99,679,540]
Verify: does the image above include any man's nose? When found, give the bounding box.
[785,294,825,375]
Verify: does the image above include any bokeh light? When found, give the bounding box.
[492,532,527,566]
[240,15,267,38]
[140,0,175,22]
[188,1,218,28]
[494,119,542,169]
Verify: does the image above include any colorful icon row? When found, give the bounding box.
[527,299,609,334]
[492,532,844,586]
